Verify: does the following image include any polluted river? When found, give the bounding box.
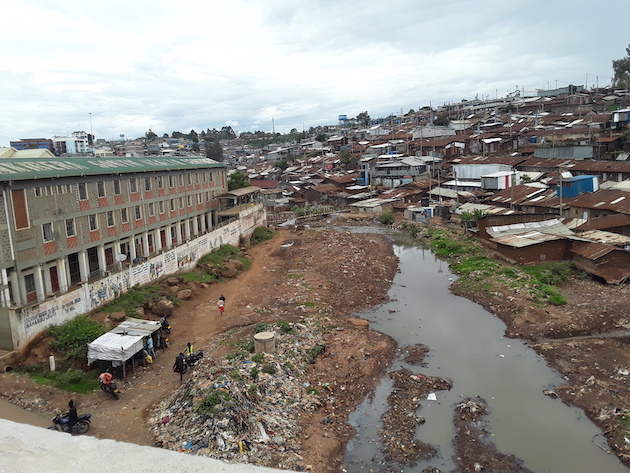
[343,229,628,473]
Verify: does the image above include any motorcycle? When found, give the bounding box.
[156,330,169,349]
[159,316,171,334]
[49,412,92,434]
[186,350,204,367]
[100,381,121,400]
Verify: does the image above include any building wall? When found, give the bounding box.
[2,204,266,352]
[494,240,571,264]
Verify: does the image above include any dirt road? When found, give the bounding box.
[2,216,630,471]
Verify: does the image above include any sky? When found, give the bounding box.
[1,0,629,147]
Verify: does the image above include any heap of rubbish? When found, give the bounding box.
[150,317,330,470]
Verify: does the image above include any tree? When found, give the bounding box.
[204,139,223,161]
[356,111,371,127]
[433,116,450,126]
[228,171,250,191]
[613,44,630,88]
[145,129,157,141]
[276,160,289,171]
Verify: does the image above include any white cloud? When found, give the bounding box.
[1,0,628,145]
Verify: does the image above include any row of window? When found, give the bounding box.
[79,173,215,200]
[34,184,74,196]
[41,192,218,242]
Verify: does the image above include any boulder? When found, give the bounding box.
[348,318,369,327]
[135,307,146,318]
[220,265,238,278]
[151,298,174,316]
[168,285,181,295]
[177,289,193,301]
[227,259,244,271]
[109,311,127,322]
[166,277,181,286]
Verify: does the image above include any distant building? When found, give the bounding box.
[52,131,91,155]
[9,138,55,155]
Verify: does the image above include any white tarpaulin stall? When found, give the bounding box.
[87,319,161,366]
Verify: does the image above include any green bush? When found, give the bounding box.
[250,366,259,379]
[253,323,269,334]
[101,284,171,316]
[250,227,276,244]
[47,315,105,360]
[251,353,265,363]
[379,210,395,225]
[261,364,277,375]
[277,320,295,334]
[196,389,231,417]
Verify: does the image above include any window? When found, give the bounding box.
[195,173,199,184]
[34,187,42,197]
[89,214,98,231]
[144,177,151,191]
[186,195,192,207]
[157,176,163,188]
[178,175,184,186]
[148,203,155,216]
[187,174,192,185]
[168,175,174,188]
[106,211,115,227]
[135,205,142,220]
[179,197,184,209]
[65,219,76,237]
[196,193,202,204]
[42,223,54,242]
[121,208,129,223]
[97,181,105,198]
[129,178,137,193]
[57,185,64,194]
[159,201,165,214]
[78,183,87,200]
[113,179,121,195]
[170,199,175,211]
[45,186,53,196]
[25,274,36,294]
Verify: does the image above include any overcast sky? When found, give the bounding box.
[2,0,629,147]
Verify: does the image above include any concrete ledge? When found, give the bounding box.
[0,418,292,473]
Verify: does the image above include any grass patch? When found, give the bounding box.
[181,272,218,284]
[196,389,232,417]
[15,365,100,394]
[286,273,305,279]
[100,284,171,316]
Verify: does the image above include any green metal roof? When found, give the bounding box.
[0,156,225,181]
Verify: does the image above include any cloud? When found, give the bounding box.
[0,0,628,144]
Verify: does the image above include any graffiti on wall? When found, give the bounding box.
[88,272,131,309]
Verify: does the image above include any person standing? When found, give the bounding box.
[185,342,194,356]
[173,352,186,381]
[218,298,225,315]
[145,335,156,361]
[66,400,78,432]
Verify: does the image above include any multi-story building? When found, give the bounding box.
[0,149,265,351]
[52,131,92,155]
[9,138,56,155]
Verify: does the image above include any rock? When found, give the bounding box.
[166,277,181,286]
[177,289,193,301]
[109,311,127,322]
[151,298,174,316]
[227,259,243,271]
[348,318,369,327]
[168,285,181,295]
[135,307,146,318]
[220,265,238,278]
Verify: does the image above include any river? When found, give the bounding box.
[343,231,627,473]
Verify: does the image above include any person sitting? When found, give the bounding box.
[185,342,194,356]
[66,400,78,432]
[99,370,113,386]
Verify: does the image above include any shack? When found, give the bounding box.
[87,319,161,377]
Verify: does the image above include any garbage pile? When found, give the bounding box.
[150,318,328,470]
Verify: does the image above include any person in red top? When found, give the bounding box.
[99,370,113,385]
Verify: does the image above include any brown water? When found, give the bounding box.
[344,237,628,473]
[0,397,51,429]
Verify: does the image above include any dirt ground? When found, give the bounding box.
[2,215,630,471]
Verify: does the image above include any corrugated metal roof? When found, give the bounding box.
[578,229,630,246]
[0,156,224,181]
[571,241,617,260]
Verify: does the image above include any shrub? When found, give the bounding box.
[379,210,395,225]
[196,389,231,417]
[47,315,105,360]
[250,227,276,244]
[277,320,295,334]
[251,353,265,363]
[250,367,259,379]
[261,364,277,375]
[253,323,269,334]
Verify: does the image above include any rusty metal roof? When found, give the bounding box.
[577,229,630,246]
[571,241,617,259]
